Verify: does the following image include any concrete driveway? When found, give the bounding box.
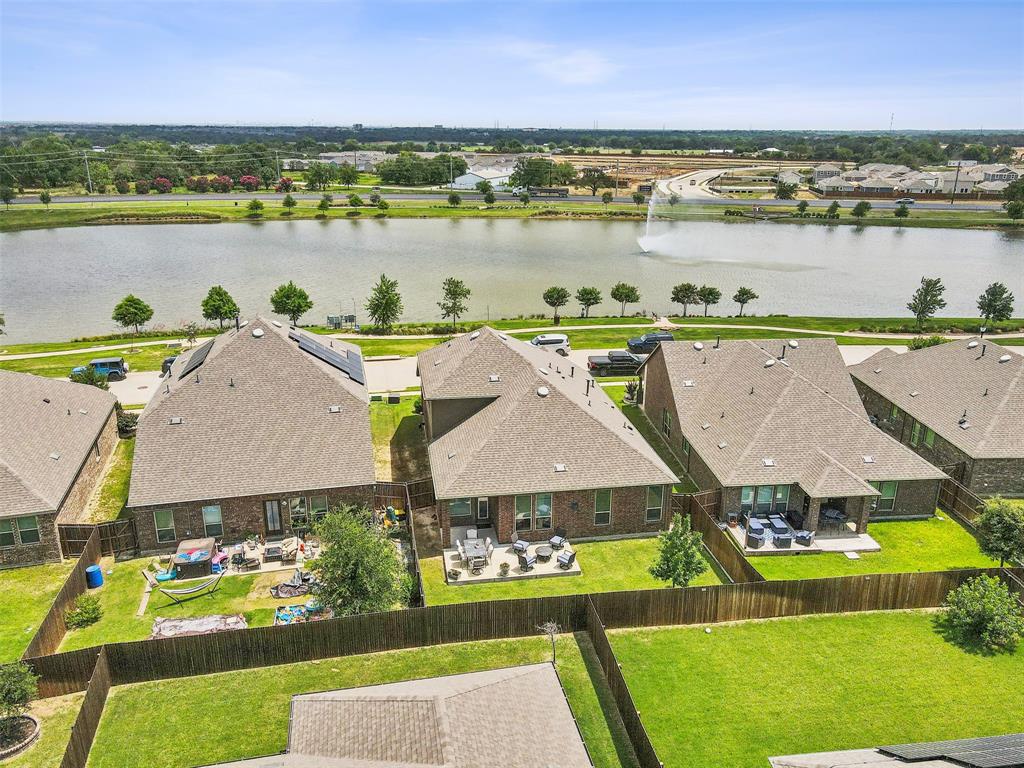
[107,370,164,406]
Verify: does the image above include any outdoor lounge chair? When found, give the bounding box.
[557,550,576,570]
[549,527,569,549]
[281,537,299,563]
[158,572,224,606]
[794,530,815,547]
[746,530,766,549]
[775,533,793,549]
[517,552,537,572]
[513,539,529,554]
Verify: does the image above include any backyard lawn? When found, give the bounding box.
[369,398,429,481]
[4,693,84,768]
[752,515,997,581]
[81,437,134,523]
[0,561,74,662]
[88,634,638,768]
[421,537,723,606]
[611,611,1024,768]
[59,557,301,651]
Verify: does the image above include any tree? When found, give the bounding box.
[317,194,332,216]
[579,167,613,195]
[610,282,640,315]
[575,286,602,317]
[337,163,359,187]
[943,575,1023,652]
[519,191,530,206]
[69,366,110,390]
[304,162,336,191]
[732,286,759,316]
[348,194,364,207]
[239,175,260,192]
[632,191,646,208]
[483,190,496,205]
[907,276,947,328]
[976,497,1024,567]
[894,203,910,220]
[796,200,809,213]
[270,281,314,325]
[542,286,571,323]
[1006,200,1024,220]
[246,198,264,217]
[282,194,297,214]
[826,200,841,216]
[310,505,411,616]
[0,662,38,742]
[601,191,613,207]
[696,284,722,316]
[649,513,708,588]
[111,294,153,349]
[475,179,493,195]
[438,277,471,328]
[908,335,946,350]
[377,199,390,212]
[775,181,797,199]
[369,192,381,205]
[851,200,872,219]
[670,282,699,317]
[668,193,680,207]
[447,192,461,207]
[183,321,199,348]
[365,273,403,331]
[39,189,51,210]
[259,166,276,190]
[977,282,1015,322]
[201,285,239,328]
[0,186,14,209]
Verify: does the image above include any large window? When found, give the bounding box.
[910,420,922,447]
[515,495,533,532]
[755,486,774,515]
[646,485,664,523]
[288,497,308,527]
[889,403,901,421]
[681,436,690,456]
[740,486,755,514]
[661,408,673,437]
[594,489,612,526]
[923,427,936,449]
[201,505,223,538]
[870,481,898,513]
[773,485,791,511]
[449,498,472,520]
[153,509,176,544]
[0,520,14,548]
[535,493,553,531]
[310,495,329,521]
[14,516,40,545]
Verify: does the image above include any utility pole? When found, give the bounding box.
[949,162,962,206]
[615,157,620,196]
[82,151,93,194]
[274,150,280,179]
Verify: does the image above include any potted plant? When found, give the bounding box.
[498,562,511,577]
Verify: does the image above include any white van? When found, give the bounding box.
[530,333,571,356]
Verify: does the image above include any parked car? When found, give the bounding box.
[627,331,674,354]
[161,356,178,376]
[895,197,916,205]
[587,350,647,376]
[530,333,571,356]
[71,357,129,382]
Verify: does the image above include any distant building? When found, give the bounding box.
[812,163,842,182]
[776,170,803,185]
[451,167,512,190]
[318,151,387,171]
[816,176,856,193]
[281,158,310,171]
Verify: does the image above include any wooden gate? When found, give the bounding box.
[407,477,436,510]
[59,519,138,558]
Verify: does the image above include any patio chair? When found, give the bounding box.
[456,541,468,567]
[467,528,477,540]
[794,530,815,547]
[281,537,299,564]
[485,541,494,563]
[549,527,569,550]
[158,572,224,606]
[512,539,529,554]
[747,518,765,535]
[745,530,766,549]
[775,533,793,549]
[557,549,577,570]
[517,552,537,572]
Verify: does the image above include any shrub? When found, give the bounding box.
[134,179,150,194]
[116,404,138,437]
[0,662,38,742]
[239,175,260,192]
[210,175,233,193]
[152,177,172,194]
[943,575,1024,652]
[908,335,946,350]
[412,398,423,414]
[275,177,294,192]
[64,594,103,629]
[115,179,130,194]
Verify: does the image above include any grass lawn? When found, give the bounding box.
[612,611,1024,768]
[665,315,1024,335]
[369,398,429,481]
[752,515,997,581]
[4,692,84,768]
[0,343,175,376]
[421,537,723,606]
[81,437,134,523]
[0,561,74,662]
[88,634,638,768]
[58,557,302,651]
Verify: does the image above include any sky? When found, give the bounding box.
[1,0,1022,130]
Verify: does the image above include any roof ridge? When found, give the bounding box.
[977,353,1024,452]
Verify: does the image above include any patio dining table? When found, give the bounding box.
[463,538,487,569]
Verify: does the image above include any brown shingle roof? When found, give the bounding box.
[419,328,677,499]
[850,338,1024,460]
[127,319,374,508]
[649,338,944,496]
[0,371,116,518]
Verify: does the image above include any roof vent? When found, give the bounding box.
[683,379,694,388]
[239,320,249,328]
[48,452,60,461]
[447,451,456,459]
[488,374,500,383]
[910,391,919,397]
[252,328,265,338]
[169,416,183,425]
[693,342,704,351]
[537,386,550,397]
[271,320,282,328]
[999,354,1012,363]
[328,405,342,414]
[498,333,508,341]
[959,422,971,430]
[717,441,728,449]
[79,409,88,415]
[967,340,978,349]
[469,331,480,340]
[788,340,799,349]
[539,367,549,375]
[764,359,776,368]
[42,398,50,404]
[554,463,567,473]
[762,458,776,467]
[701,422,711,430]
[863,455,875,464]
[873,368,882,374]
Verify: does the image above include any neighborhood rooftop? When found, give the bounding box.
[418,326,678,499]
[0,370,116,518]
[850,338,1024,460]
[127,317,374,508]
[647,338,944,497]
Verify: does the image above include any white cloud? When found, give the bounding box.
[495,39,617,85]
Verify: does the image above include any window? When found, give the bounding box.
[646,485,664,522]
[535,493,553,530]
[661,408,673,437]
[755,486,774,514]
[310,495,329,521]
[13,516,40,545]
[0,520,14,548]
[924,428,935,449]
[595,489,612,526]
[740,486,754,514]
[153,509,176,544]
[476,497,490,520]
[288,497,308,527]
[201,505,223,538]
[773,485,791,511]
[870,481,898,513]
[910,420,922,447]
[515,495,533,532]
[681,436,690,455]
[889,403,901,421]
[449,498,472,519]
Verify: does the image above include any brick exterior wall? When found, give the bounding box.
[972,459,1024,497]
[131,483,375,553]
[436,484,672,546]
[0,512,60,568]
[424,397,492,441]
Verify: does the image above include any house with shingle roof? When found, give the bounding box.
[0,371,118,567]
[416,328,678,546]
[204,663,593,768]
[127,318,375,552]
[640,339,945,534]
[850,338,1024,497]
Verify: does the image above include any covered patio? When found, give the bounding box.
[442,525,582,584]
[726,520,880,555]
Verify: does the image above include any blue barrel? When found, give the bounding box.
[85,564,104,589]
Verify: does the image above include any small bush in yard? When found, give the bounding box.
[943,575,1023,652]
[65,594,103,629]
[116,404,138,436]
[152,177,172,194]
[0,662,38,742]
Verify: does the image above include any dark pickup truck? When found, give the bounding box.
[627,331,674,354]
[587,350,647,376]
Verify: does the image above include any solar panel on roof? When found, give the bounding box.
[880,733,1024,768]
[292,333,366,385]
[177,339,215,379]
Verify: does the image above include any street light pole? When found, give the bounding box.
[82,151,93,194]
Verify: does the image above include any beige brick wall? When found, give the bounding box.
[0,512,60,568]
[57,409,119,525]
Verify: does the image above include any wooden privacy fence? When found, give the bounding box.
[407,504,426,607]
[936,476,985,531]
[22,529,102,660]
[407,477,436,510]
[58,518,138,558]
[373,481,412,513]
[684,499,766,584]
[59,647,109,768]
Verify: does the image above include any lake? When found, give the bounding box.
[1,218,1021,343]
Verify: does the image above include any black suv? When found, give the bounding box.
[627,331,674,354]
[587,350,647,376]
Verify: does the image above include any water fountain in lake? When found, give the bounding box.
[637,183,678,253]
